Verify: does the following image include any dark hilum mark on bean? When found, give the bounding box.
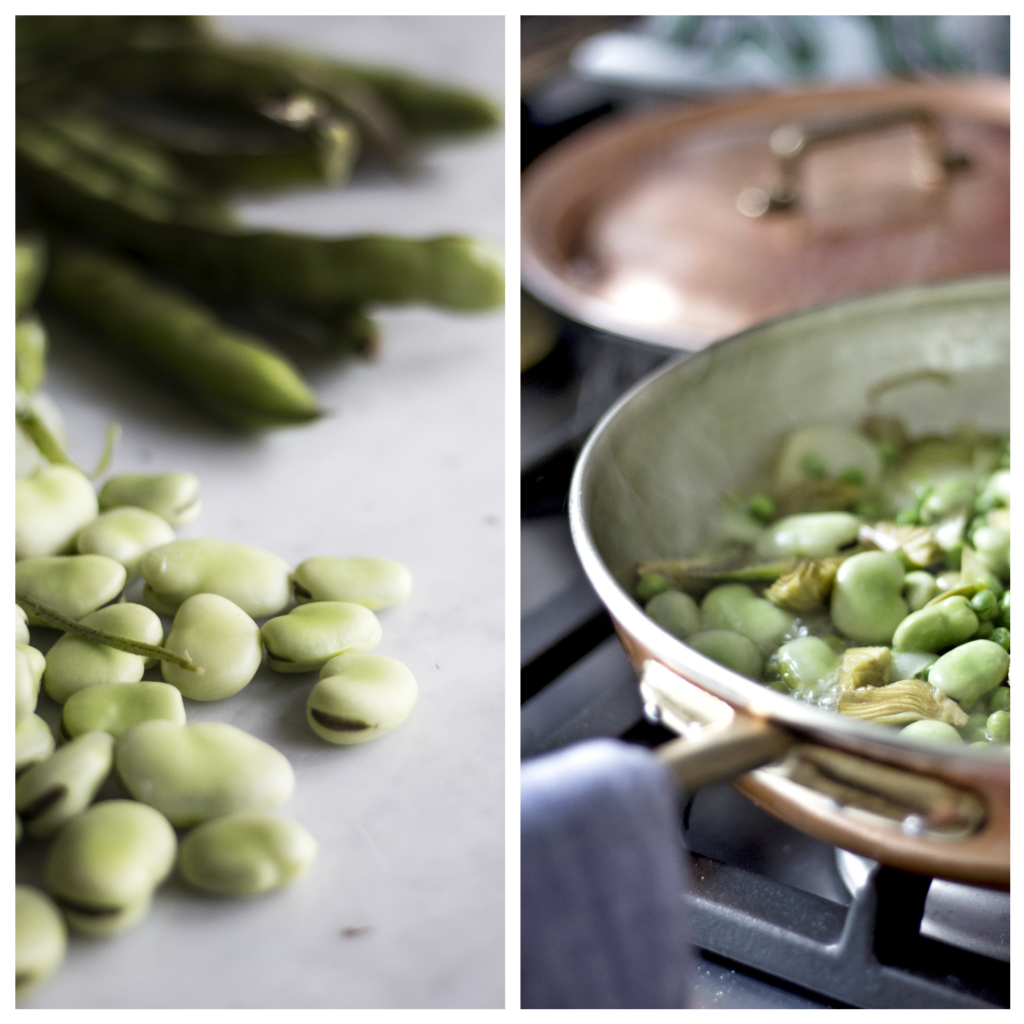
[311,709,372,732]
[341,926,372,938]
[54,897,123,918]
[293,582,312,600]
[19,785,68,821]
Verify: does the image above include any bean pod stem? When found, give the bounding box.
[15,593,202,673]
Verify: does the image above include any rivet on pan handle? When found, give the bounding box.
[736,107,972,218]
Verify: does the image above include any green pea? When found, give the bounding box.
[161,593,263,701]
[42,603,164,704]
[62,681,186,741]
[75,506,176,581]
[899,720,964,745]
[701,584,795,656]
[747,494,775,524]
[15,465,99,561]
[261,601,381,673]
[970,588,999,622]
[178,813,317,896]
[988,686,1010,713]
[142,538,291,618]
[16,731,115,839]
[986,710,1010,743]
[16,554,127,624]
[903,571,939,612]
[16,603,30,645]
[98,471,201,526]
[774,637,840,696]
[997,590,1010,630]
[45,799,176,935]
[645,590,701,641]
[16,714,56,777]
[16,886,66,999]
[292,556,412,610]
[685,629,763,679]
[308,654,417,745]
[116,720,296,826]
[891,595,978,653]
[928,639,1009,706]
[16,643,45,723]
[830,551,907,644]
[756,511,861,560]
[636,572,669,602]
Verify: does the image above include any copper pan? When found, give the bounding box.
[522,79,1009,351]
[568,277,1009,888]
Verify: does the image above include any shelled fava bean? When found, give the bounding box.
[15,452,417,999]
[637,422,1009,747]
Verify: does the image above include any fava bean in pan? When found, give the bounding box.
[75,506,176,580]
[45,799,177,936]
[16,731,115,839]
[16,554,126,624]
[141,538,291,618]
[42,603,164,704]
[15,464,98,561]
[178,813,318,896]
[161,593,262,701]
[15,886,67,999]
[261,601,381,673]
[61,682,186,741]
[308,653,417,744]
[292,556,411,610]
[116,720,295,827]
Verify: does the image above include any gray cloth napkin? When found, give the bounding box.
[521,738,694,1008]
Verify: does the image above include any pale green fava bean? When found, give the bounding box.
[178,813,318,896]
[891,595,978,654]
[15,465,99,561]
[16,554,127,624]
[45,799,176,936]
[645,590,701,640]
[701,584,795,656]
[62,682,186,741]
[829,551,907,644]
[16,886,67,1000]
[76,506,176,581]
[774,637,840,696]
[42,603,164,704]
[903,571,939,612]
[99,471,201,526]
[16,643,46,722]
[900,720,964,745]
[928,639,1009,706]
[16,714,56,776]
[756,511,861,560]
[16,604,30,645]
[986,710,1010,743]
[16,731,115,839]
[116,720,295,827]
[685,629,763,678]
[293,556,412,610]
[142,538,291,618]
[161,593,262,700]
[308,654,417,744]
[262,601,381,673]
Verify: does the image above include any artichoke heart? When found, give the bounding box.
[766,557,841,612]
[858,522,942,569]
[837,678,968,727]
[838,647,892,690]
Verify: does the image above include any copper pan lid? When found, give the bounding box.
[521,79,1009,350]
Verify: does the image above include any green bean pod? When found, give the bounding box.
[44,239,322,429]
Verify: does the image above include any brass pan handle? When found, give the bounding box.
[737,107,972,218]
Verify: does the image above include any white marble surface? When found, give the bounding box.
[17,16,505,1009]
